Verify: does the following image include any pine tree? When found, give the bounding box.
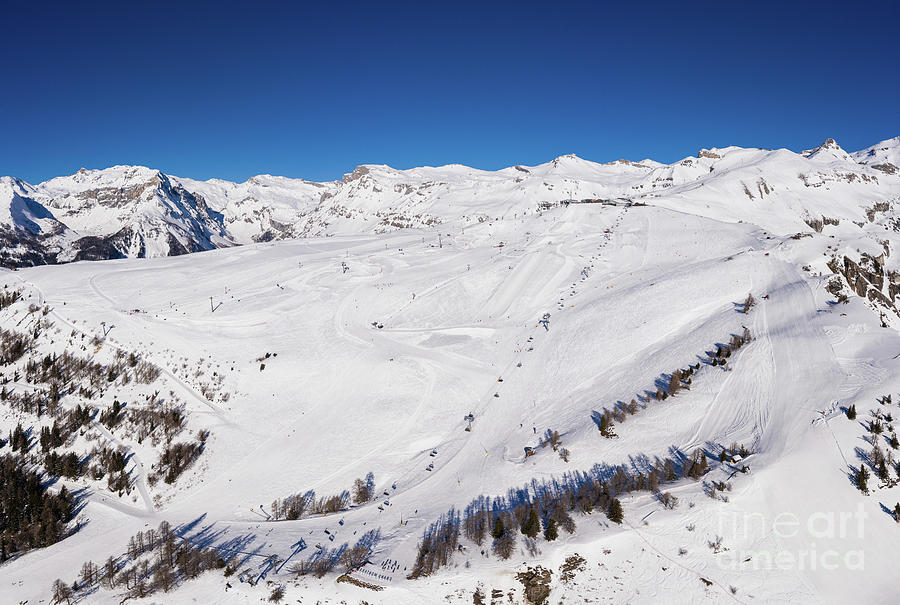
[522,508,540,539]
[599,412,615,438]
[856,465,870,494]
[543,518,558,541]
[893,503,900,523]
[847,405,857,420]
[608,499,624,524]
[648,470,660,492]
[491,516,505,540]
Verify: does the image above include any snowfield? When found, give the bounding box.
[2,137,900,604]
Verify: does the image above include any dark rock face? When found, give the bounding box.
[0,226,59,268]
[70,232,131,262]
[828,253,900,314]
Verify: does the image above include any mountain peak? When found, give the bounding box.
[803,137,843,156]
[803,138,852,162]
[551,153,584,166]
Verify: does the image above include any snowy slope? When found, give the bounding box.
[2,137,900,605]
[0,176,73,266]
[853,136,900,175]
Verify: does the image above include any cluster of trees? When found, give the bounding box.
[22,348,161,395]
[39,408,91,452]
[272,472,375,521]
[99,399,125,428]
[89,445,127,479]
[0,287,22,310]
[709,328,751,367]
[743,293,756,313]
[97,396,192,479]
[271,491,349,518]
[8,422,29,452]
[24,351,108,391]
[125,399,186,445]
[289,530,379,579]
[0,327,32,366]
[599,330,752,437]
[152,431,207,485]
[718,442,751,461]
[855,407,900,493]
[53,520,226,603]
[44,451,83,479]
[409,509,461,578]
[0,454,74,561]
[353,472,376,504]
[271,491,312,520]
[410,448,711,578]
[0,385,56,417]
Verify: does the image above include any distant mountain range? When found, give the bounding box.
[2,136,898,268]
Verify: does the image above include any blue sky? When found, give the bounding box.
[2,0,898,184]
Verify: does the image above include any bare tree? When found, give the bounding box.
[51,579,73,605]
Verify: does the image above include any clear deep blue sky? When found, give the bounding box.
[2,0,898,184]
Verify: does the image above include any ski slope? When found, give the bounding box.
[3,182,900,604]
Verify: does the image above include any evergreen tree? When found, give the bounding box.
[522,508,540,539]
[893,503,900,523]
[543,518,558,541]
[847,405,857,420]
[608,499,624,524]
[491,516,505,540]
[856,465,870,494]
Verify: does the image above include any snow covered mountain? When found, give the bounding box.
[36,165,232,259]
[5,135,900,605]
[0,176,73,266]
[2,136,898,267]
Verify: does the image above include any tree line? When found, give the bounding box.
[0,454,74,562]
[409,447,711,577]
[598,328,752,436]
